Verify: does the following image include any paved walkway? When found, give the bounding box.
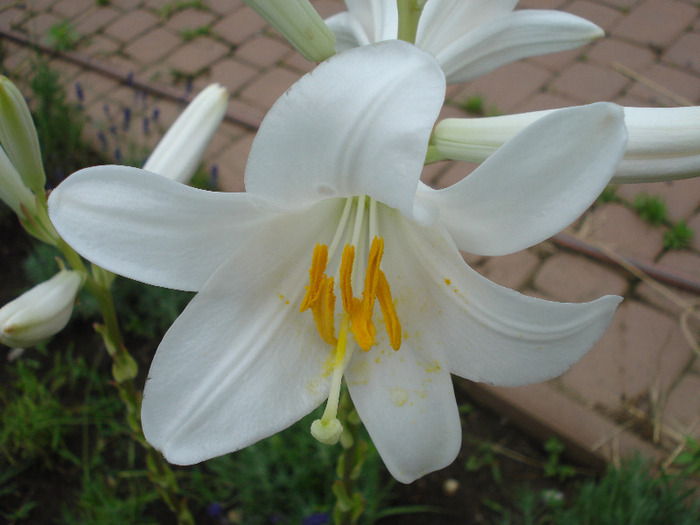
[1,0,699,471]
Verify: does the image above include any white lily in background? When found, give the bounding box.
[48,42,627,483]
[0,269,82,348]
[325,0,603,84]
[242,0,336,62]
[429,106,700,183]
[143,83,229,184]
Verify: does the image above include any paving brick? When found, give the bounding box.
[429,160,478,190]
[616,177,700,222]
[165,37,230,76]
[284,51,317,74]
[124,27,181,66]
[22,11,61,35]
[476,251,541,291]
[567,0,625,32]
[213,6,269,46]
[526,46,584,73]
[455,61,553,114]
[663,374,700,436]
[0,7,29,31]
[583,203,666,260]
[629,62,700,105]
[550,61,630,102]
[311,0,346,18]
[105,9,160,42]
[560,300,694,408]
[534,252,629,301]
[240,66,300,111]
[235,36,293,68]
[657,250,700,281]
[688,212,700,252]
[52,0,94,20]
[635,281,700,324]
[664,32,700,74]
[166,8,217,32]
[73,6,121,35]
[208,58,259,92]
[586,37,658,71]
[207,0,245,16]
[212,131,255,192]
[612,0,698,47]
[76,33,120,57]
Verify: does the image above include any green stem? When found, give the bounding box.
[396,0,427,43]
[333,391,367,525]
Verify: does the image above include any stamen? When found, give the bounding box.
[310,276,337,346]
[376,270,401,350]
[339,244,355,314]
[300,243,328,312]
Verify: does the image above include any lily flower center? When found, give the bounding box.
[299,196,402,444]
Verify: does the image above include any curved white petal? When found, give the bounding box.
[324,11,372,52]
[245,40,445,219]
[342,0,398,43]
[379,206,621,387]
[345,341,461,484]
[48,165,269,291]
[420,103,627,256]
[432,10,603,84]
[142,199,346,464]
[417,0,517,55]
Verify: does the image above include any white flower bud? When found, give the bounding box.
[242,0,336,62]
[0,76,46,194]
[0,270,82,348]
[143,84,229,184]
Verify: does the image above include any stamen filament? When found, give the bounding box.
[327,197,354,261]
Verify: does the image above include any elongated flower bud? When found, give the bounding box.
[143,84,229,184]
[0,143,37,218]
[0,270,82,348]
[0,76,46,194]
[242,0,336,62]
[430,106,700,184]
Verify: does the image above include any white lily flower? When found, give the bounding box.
[143,84,229,184]
[242,0,336,62]
[0,270,82,348]
[0,76,46,195]
[431,106,700,183]
[325,0,603,84]
[48,42,627,483]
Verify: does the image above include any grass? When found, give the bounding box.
[180,26,211,42]
[159,0,206,19]
[495,457,700,525]
[46,21,81,51]
[633,192,668,226]
[663,220,694,250]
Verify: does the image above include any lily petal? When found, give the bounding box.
[419,103,627,256]
[324,11,372,52]
[346,341,461,484]
[432,10,603,84]
[380,207,621,387]
[417,0,518,55]
[244,40,445,220]
[142,199,346,464]
[48,166,268,291]
[340,0,399,43]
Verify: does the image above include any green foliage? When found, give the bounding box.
[46,21,81,51]
[633,192,668,226]
[461,94,486,115]
[28,58,97,185]
[466,442,502,483]
[183,409,384,524]
[494,458,700,525]
[543,437,577,482]
[180,26,211,42]
[597,185,620,204]
[663,220,694,250]
[673,437,700,477]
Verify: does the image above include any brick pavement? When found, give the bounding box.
[0,0,698,471]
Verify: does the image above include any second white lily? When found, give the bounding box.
[48,42,627,483]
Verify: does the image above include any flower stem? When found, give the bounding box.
[333,391,367,525]
[396,0,426,44]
